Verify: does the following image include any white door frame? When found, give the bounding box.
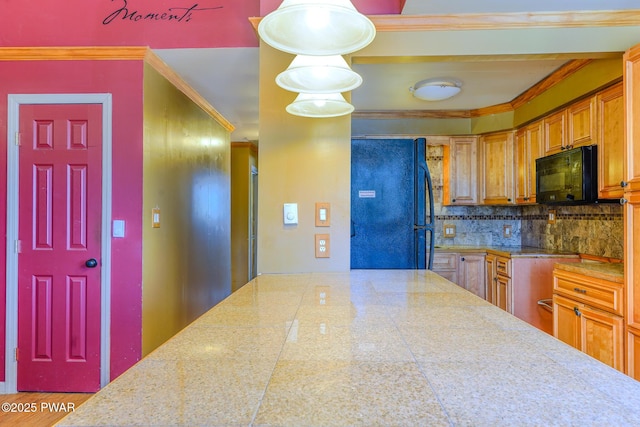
[3,93,113,393]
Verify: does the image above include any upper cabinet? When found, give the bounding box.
[515,120,543,204]
[480,131,514,205]
[543,109,567,155]
[596,82,624,200]
[568,96,597,149]
[446,136,478,205]
[543,97,596,155]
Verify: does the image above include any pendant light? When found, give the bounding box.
[258,0,376,56]
[276,55,363,94]
[286,93,354,118]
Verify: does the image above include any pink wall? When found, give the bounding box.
[0,60,144,382]
[0,0,260,48]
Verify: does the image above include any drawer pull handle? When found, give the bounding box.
[573,287,587,294]
[573,307,582,317]
[537,299,553,313]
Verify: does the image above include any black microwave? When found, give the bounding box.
[535,145,598,204]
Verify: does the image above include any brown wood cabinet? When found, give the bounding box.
[623,44,640,380]
[567,96,596,149]
[553,267,624,372]
[480,131,514,205]
[554,294,624,371]
[515,120,542,204]
[446,136,478,205]
[459,254,486,299]
[543,109,567,155]
[433,251,485,298]
[486,253,512,313]
[596,82,624,200]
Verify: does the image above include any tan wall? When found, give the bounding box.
[257,45,351,273]
[231,142,257,291]
[142,64,231,355]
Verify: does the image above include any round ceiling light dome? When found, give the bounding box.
[286,93,355,118]
[410,78,462,101]
[276,55,363,93]
[258,0,376,56]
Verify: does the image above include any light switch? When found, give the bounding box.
[152,208,161,228]
[113,220,125,238]
[444,224,456,238]
[315,202,330,227]
[283,203,298,225]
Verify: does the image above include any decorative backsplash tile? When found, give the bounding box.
[425,145,624,259]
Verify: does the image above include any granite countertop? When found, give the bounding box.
[554,260,625,283]
[435,245,580,258]
[58,271,640,426]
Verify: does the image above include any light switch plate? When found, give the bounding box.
[113,220,125,238]
[315,202,330,227]
[283,203,298,225]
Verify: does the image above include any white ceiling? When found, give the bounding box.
[155,0,640,141]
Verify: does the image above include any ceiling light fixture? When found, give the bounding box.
[276,55,363,94]
[410,78,462,101]
[258,0,376,56]
[286,93,354,118]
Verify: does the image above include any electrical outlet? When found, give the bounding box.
[503,225,512,238]
[315,234,330,258]
[444,224,456,238]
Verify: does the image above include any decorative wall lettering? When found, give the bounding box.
[103,0,223,25]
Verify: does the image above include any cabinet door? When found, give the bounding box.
[581,305,624,371]
[625,192,640,330]
[485,254,496,304]
[496,275,512,313]
[544,109,567,155]
[515,121,542,204]
[553,294,581,349]
[447,137,478,205]
[480,131,514,205]
[597,83,624,199]
[627,326,640,380]
[459,254,486,299]
[623,46,640,192]
[567,96,596,148]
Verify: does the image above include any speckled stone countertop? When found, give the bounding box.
[435,245,580,258]
[58,271,640,426]
[554,260,625,283]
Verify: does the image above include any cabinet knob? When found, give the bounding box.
[621,181,628,188]
[452,198,456,203]
[461,257,465,261]
[573,307,582,317]
[620,198,628,205]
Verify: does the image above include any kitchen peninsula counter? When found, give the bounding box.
[58,271,640,426]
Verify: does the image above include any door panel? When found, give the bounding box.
[17,104,102,392]
[351,139,416,269]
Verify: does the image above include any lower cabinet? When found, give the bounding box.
[553,267,625,372]
[486,253,512,313]
[554,294,624,371]
[433,252,485,298]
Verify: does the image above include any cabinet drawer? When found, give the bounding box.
[495,256,512,277]
[553,269,623,316]
[432,253,458,271]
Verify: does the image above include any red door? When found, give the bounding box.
[17,104,102,392]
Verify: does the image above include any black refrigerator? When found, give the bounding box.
[350,137,435,269]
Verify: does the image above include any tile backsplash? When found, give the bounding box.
[426,145,624,259]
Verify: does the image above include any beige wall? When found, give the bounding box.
[142,64,231,355]
[257,45,351,273]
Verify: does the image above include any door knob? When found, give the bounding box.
[85,258,98,268]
